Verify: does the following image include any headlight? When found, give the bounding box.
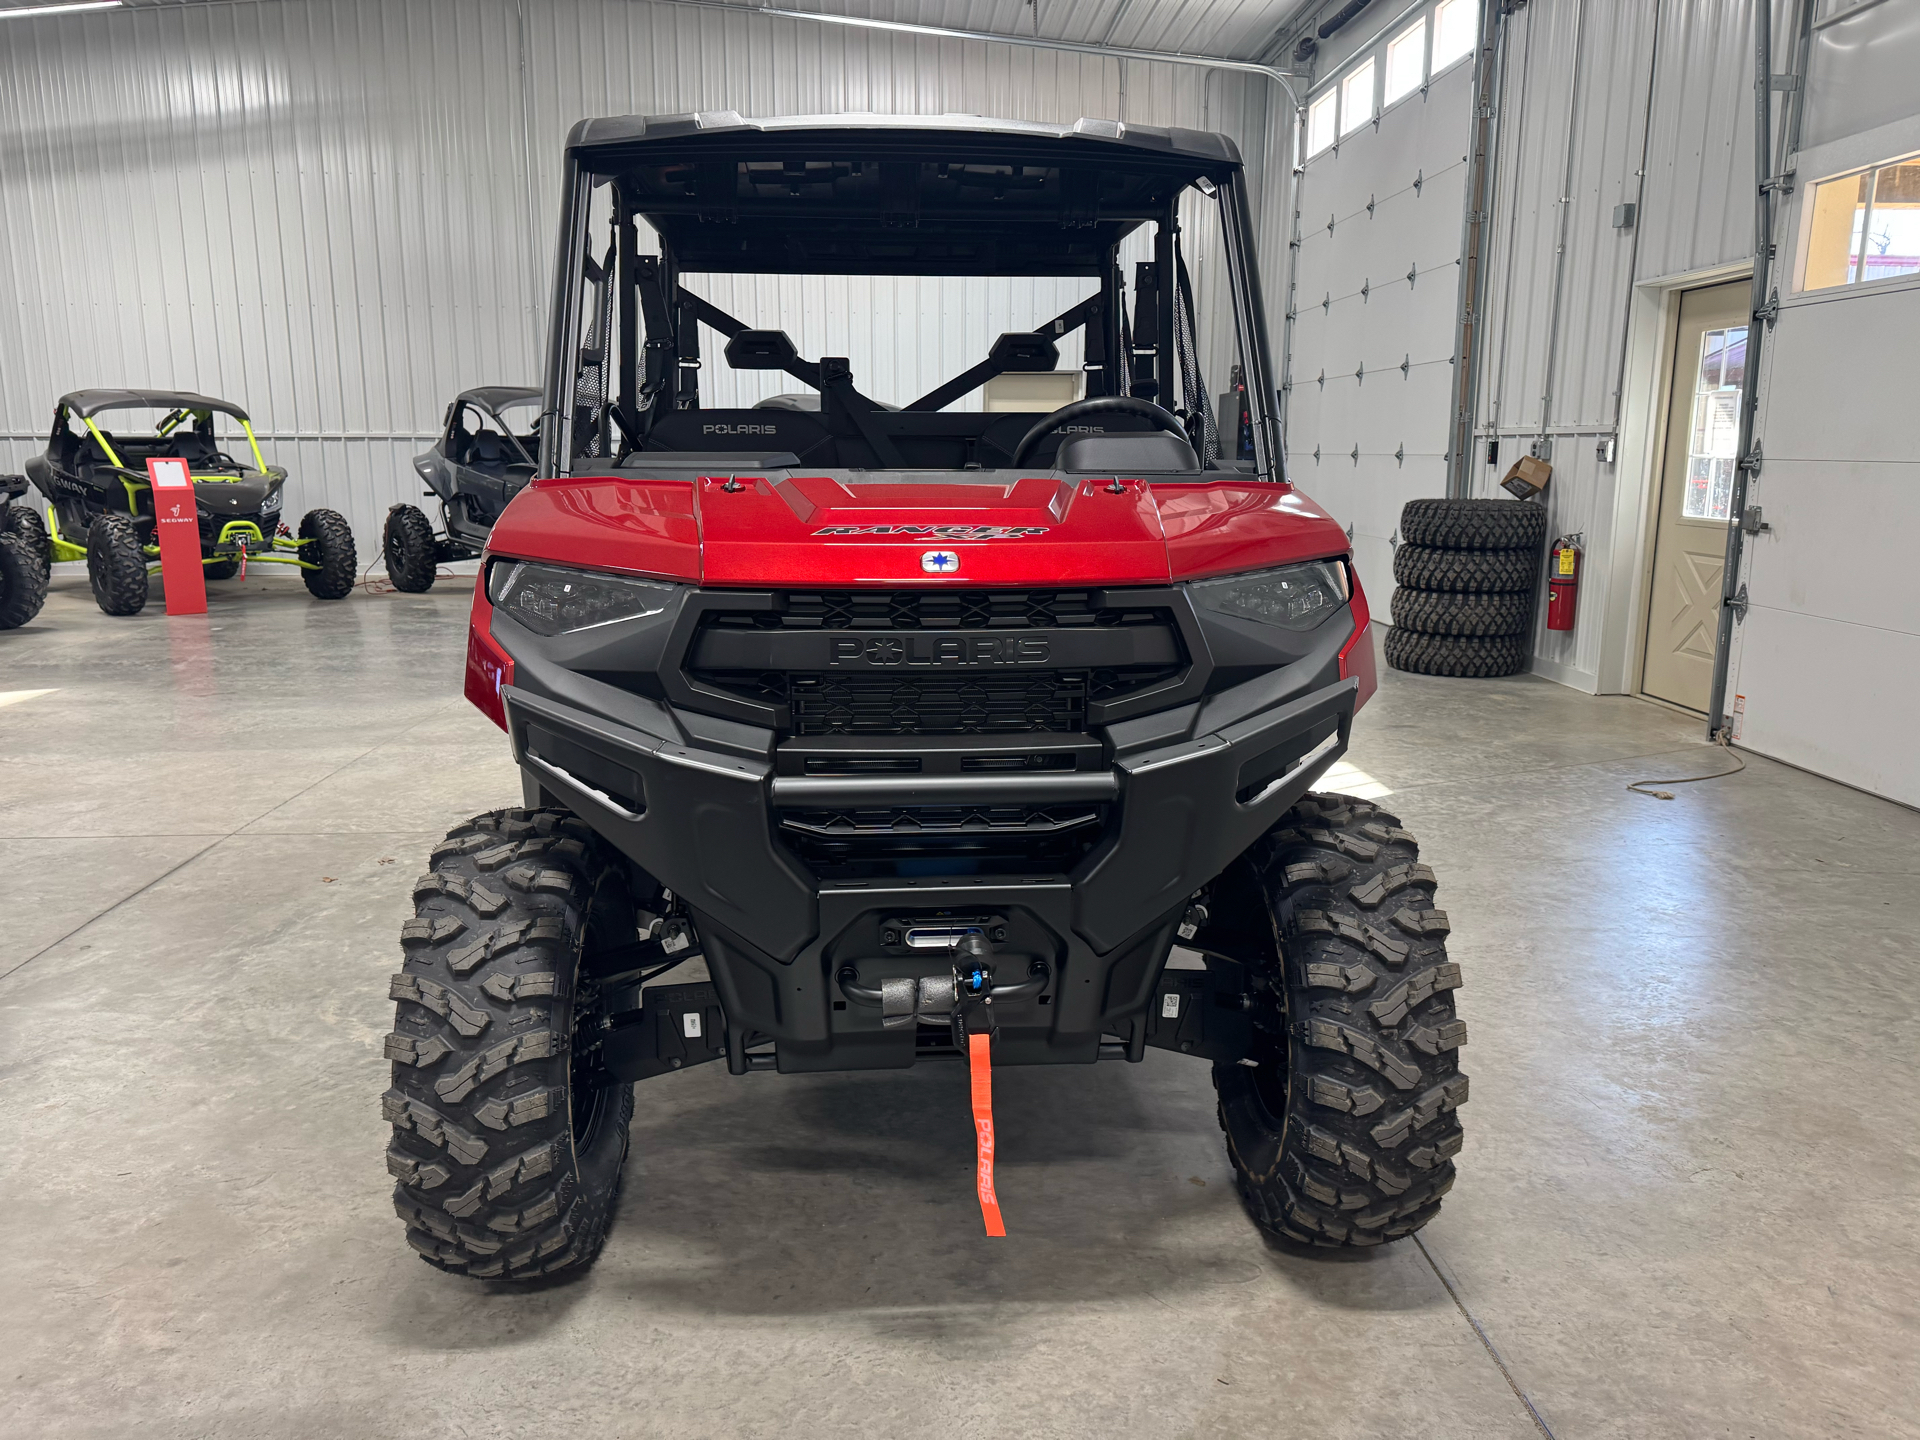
[488,560,676,636]
[1190,561,1349,631]
[259,491,282,514]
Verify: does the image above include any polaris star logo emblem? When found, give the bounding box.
[921,550,960,574]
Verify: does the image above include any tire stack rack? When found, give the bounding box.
[1385,499,1547,678]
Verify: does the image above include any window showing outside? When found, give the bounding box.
[1385,18,1427,105]
[1801,157,1919,289]
[1340,58,1376,135]
[1432,0,1477,70]
[1682,326,1747,521]
[1306,88,1337,156]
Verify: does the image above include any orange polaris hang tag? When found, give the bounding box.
[968,1032,1006,1237]
[147,457,207,615]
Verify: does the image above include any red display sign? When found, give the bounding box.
[147,457,207,615]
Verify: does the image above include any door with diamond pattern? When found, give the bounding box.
[1642,281,1750,712]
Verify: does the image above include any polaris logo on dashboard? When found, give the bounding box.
[701,423,778,435]
[828,635,1052,668]
[812,524,1051,539]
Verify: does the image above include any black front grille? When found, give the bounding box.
[786,672,1087,735]
[779,803,1101,837]
[777,802,1108,879]
[688,589,1182,735]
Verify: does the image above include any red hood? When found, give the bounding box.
[487,471,1350,586]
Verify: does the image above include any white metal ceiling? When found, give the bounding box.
[0,0,1328,63]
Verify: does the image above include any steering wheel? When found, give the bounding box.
[1010,396,1191,466]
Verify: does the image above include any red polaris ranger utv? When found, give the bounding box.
[384,113,1466,1279]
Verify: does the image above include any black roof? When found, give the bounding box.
[59,389,251,422]
[565,112,1241,277]
[566,111,1242,167]
[456,386,541,414]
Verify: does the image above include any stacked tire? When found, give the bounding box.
[1386,499,1546,678]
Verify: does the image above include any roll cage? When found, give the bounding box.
[49,391,272,483]
[442,388,542,470]
[540,114,1282,480]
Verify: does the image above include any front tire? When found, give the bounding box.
[1212,793,1467,1247]
[0,532,49,630]
[299,507,357,599]
[383,503,438,592]
[1,504,51,577]
[385,808,635,1280]
[86,512,149,616]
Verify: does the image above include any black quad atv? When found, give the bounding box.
[384,114,1466,1279]
[22,389,357,615]
[0,473,51,630]
[382,386,542,593]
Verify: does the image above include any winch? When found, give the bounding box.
[835,930,1046,1236]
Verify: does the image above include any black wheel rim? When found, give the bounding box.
[567,873,623,1148]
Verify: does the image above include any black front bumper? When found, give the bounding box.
[500,660,1354,1072]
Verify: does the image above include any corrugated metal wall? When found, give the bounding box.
[0,0,1281,553]
[1463,0,1788,689]
[0,0,539,552]
[1283,39,1478,607]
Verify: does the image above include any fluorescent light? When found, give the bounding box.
[1,2,123,18]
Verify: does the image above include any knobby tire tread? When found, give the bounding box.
[0,532,48,629]
[1399,498,1547,551]
[1389,586,1533,638]
[87,512,149,616]
[1384,628,1529,677]
[384,504,439,593]
[1212,793,1467,1247]
[1392,544,1538,594]
[300,507,358,600]
[385,807,635,1281]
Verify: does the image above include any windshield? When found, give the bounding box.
[550,133,1274,479]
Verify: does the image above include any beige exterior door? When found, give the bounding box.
[1642,280,1750,712]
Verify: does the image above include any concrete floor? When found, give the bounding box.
[1,568,1915,1440]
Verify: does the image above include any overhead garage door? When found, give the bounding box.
[1282,0,1479,605]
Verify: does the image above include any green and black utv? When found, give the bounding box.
[22,389,357,615]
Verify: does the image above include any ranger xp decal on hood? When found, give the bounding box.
[812,524,1051,539]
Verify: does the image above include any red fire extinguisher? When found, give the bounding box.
[1547,534,1582,631]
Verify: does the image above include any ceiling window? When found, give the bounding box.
[1340,58,1376,135]
[1432,0,1477,71]
[1306,88,1337,156]
[1385,17,1427,105]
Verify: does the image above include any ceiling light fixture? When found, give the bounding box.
[1,1,124,18]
